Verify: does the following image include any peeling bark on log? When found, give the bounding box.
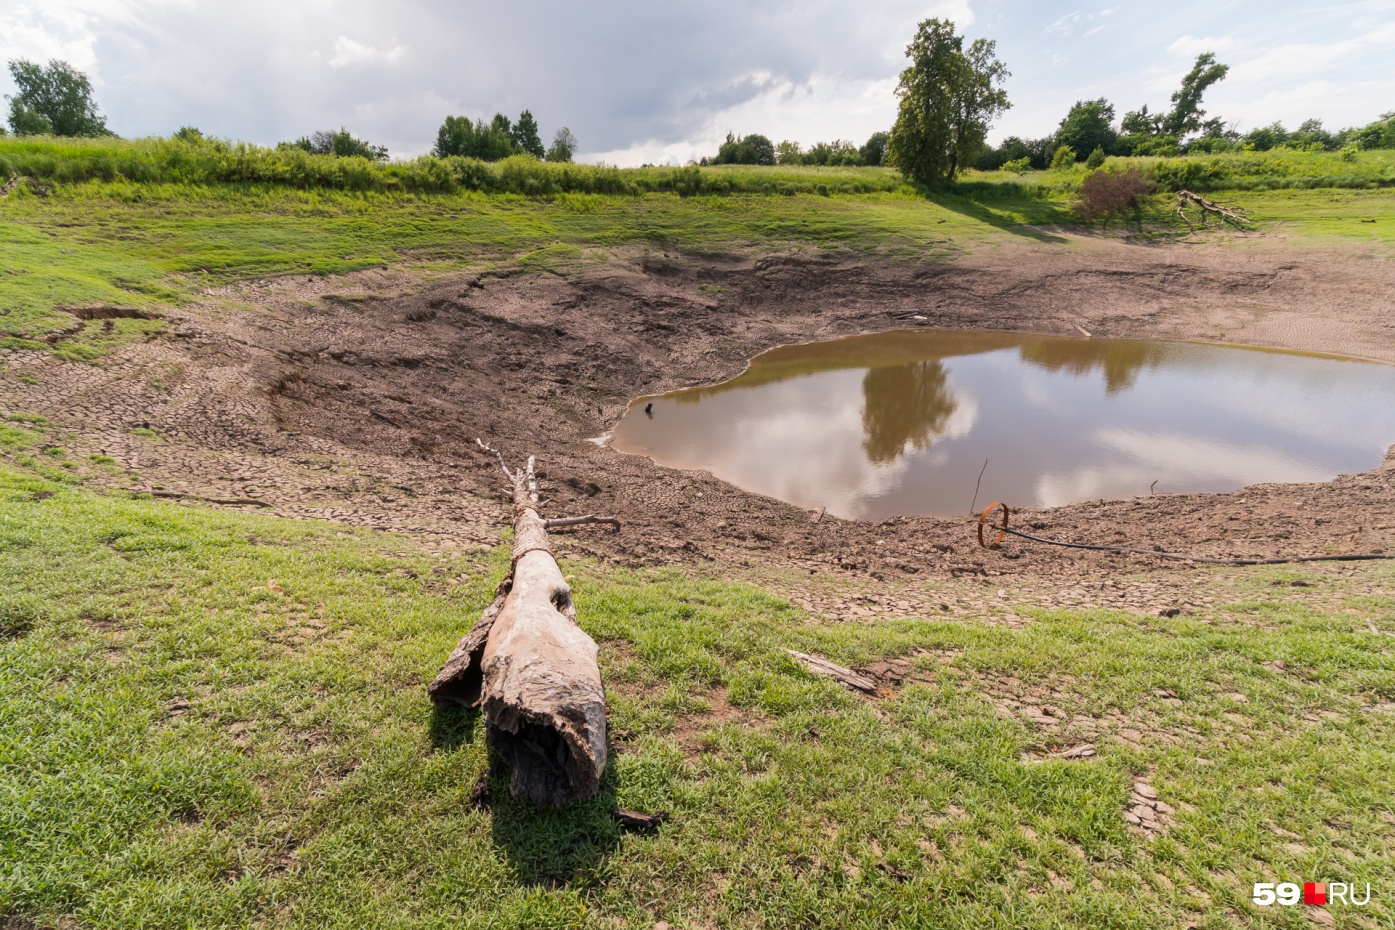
[429,443,613,807]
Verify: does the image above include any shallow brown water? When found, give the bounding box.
[610,329,1395,520]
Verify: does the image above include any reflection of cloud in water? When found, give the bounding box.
[722,382,909,518]
[1034,428,1332,507]
[938,395,978,441]
[1020,379,1065,414]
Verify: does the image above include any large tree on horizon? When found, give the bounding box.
[885,19,1009,185]
[5,59,110,137]
[1162,52,1229,137]
[1122,52,1229,143]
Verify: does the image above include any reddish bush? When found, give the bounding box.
[1075,168,1154,222]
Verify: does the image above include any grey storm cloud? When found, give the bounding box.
[1,0,969,156]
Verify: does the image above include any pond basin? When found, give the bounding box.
[610,328,1395,521]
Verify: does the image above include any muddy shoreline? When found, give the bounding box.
[6,236,1395,587]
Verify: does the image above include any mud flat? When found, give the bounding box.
[5,235,1394,592]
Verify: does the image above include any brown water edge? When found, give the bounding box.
[610,329,1395,521]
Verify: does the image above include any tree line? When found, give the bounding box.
[702,131,889,167]
[977,55,1395,172]
[4,59,577,164]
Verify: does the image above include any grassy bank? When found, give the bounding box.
[1,438,1393,928]
[0,181,1064,358]
[3,138,1395,361]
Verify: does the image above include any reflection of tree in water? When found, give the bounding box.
[1019,339,1166,393]
[861,361,959,464]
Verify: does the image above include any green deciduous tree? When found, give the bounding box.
[859,131,890,167]
[1351,112,1395,149]
[712,133,776,165]
[1162,53,1229,137]
[285,128,388,160]
[1243,122,1287,151]
[6,59,109,136]
[974,135,1051,171]
[803,139,862,166]
[774,140,803,165]
[512,110,544,158]
[1055,99,1116,159]
[434,115,514,160]
[546,127,577,162]
[886,19,1009,185]
[8,104,51,136]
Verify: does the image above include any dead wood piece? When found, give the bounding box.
[612,808,669,833]
[786,650,879,694]
[148,490,273,508]
[544,514,621,532]
[1175,189,1252,231]
[0,175,18,199]
[431,441,608,807]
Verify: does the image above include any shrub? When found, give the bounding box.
[1050,145,1077,170]
[1075,167,1153,223]
[1002,156,1030,174]
[1084,146,1106,169]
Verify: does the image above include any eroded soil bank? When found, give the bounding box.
[6,235,1394,603]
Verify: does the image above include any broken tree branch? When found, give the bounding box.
[475,438,514,481]
[1175,189,1252,232]
[430,442,608,807]
[544,514,621,532]
[786,650,879,694]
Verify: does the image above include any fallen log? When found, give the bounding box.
[429,442,616,807]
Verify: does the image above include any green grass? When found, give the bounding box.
[1,459,1392,928]
[0,180,1065,355]
[4,139,1395,361]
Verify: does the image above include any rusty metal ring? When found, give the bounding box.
[977,502,1010,549]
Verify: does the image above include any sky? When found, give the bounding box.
[1,0,1392,165]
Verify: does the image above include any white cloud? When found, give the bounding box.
[327,36,406,69]
[1231,21,1395,82]
[1047,10,1090,35]
[1167,34,1235,57]
[1047,7,1115,37]
[0,4,103,78]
